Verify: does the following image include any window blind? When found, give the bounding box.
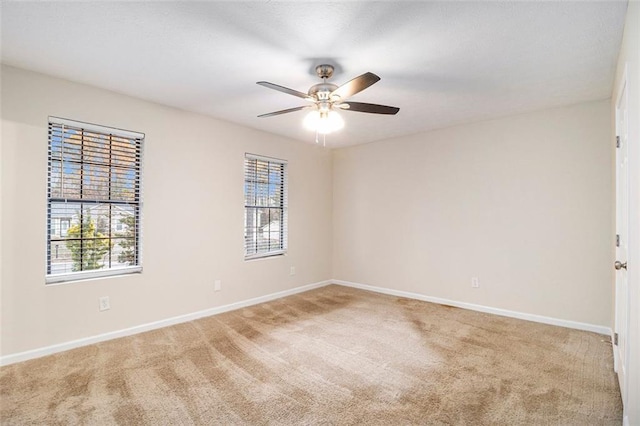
[244,154,288,259]
[46,117,144,283]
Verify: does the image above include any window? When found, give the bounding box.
[46,117,143,283]
[244,154,287,259]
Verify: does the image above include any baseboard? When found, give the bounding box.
[2,278,611,366]
[0,280,332,366]
[332,279,612,336]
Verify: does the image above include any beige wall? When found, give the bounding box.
[0,65,333,356]
[612,1,639,422]
[333,100,612,327]
[0,63,618,364]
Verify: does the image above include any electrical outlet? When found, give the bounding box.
[290,266,296,276]
[471,277,479,288]
[214,280,221,292]
[99,296,110,311]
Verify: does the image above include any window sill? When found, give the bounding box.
[46,266,142,285]
[244,251,286,262]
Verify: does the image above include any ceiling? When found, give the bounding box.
[0,1,628,147]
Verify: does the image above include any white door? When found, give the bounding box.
[614,70,629,405]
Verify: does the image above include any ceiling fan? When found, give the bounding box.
[257,64,399,135]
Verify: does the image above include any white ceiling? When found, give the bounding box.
[1,1,628,147]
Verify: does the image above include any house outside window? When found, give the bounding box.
[46,117,144,283]
[60,218,70,237]
[244,154,287,259]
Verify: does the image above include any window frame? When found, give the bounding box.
[244,153,288,260]
[46,117,144,284]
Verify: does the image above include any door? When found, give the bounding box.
[614,69,629,405]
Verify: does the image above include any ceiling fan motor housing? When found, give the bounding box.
[308,82,339,100]
[311,64,339,100]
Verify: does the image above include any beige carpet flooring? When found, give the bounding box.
[1,285,622,425]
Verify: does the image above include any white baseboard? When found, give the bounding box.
[0,280,332,366]
[2,278,611,366]
[332,279,612,336]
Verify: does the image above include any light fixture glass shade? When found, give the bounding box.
[303,110,344,134]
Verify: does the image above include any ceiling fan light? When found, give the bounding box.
[303,110,321,131]
[303,110,344,134]
[326,110,344,132]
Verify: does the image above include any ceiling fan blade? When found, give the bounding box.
[330,72,380,100]
[341,102,399,115]
[257,106,309,118]
[257,81,312,100]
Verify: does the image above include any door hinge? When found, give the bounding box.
[616,234,620,247]
[614,333,619,345]
[616,136,620,148]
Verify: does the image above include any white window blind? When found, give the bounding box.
[46,117,144,283]
[244,154,288,259]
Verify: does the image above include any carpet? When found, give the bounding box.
[0,285,622,425]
